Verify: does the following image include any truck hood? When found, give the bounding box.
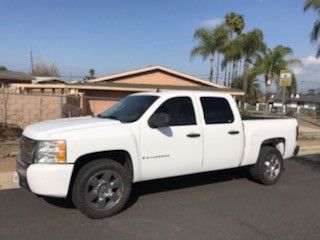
[23,116,121,140]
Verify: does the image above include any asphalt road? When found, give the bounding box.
[1,155,320,240]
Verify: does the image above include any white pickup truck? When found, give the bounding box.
[17,91,299,218]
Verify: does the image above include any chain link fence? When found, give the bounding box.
[0,89,122,141]
[0,90,85,141]
[2,89,319,141]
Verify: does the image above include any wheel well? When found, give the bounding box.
[261,138,285,155]
[67,150,133,198]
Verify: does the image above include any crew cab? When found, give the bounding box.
[16,91,299,218]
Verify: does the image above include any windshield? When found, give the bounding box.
[98,95,159,123]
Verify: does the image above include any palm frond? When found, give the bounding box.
[287,58,303,67]
[304,0,320,13]
[310,19,320,42]
[190,46,210,61]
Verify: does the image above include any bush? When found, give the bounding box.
[0,124,22,141]
[240,109,253,119]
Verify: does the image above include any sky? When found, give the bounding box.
[0,0,319,91]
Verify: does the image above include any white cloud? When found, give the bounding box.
[303,55,320,65]
[293,55,320,90]
[200,18,223,28]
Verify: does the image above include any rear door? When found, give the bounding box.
[199,96,244,170]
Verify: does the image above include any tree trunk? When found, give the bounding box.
[243,60,250,94]
[232,60,237,84]
[238,59,242,76]
[215,53,220,84]
[264,73,273,114]
[228,63,231,87]
[209,57,214,82]
[224,66,227,86]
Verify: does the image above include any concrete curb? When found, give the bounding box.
[0,171,19,190]
[298,149,320,156]
[300,146,320,150]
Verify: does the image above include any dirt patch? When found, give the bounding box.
[0,143,19,173]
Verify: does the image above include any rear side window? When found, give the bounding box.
[153,97,196,126]
[200,97,234,124]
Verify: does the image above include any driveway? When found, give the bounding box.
[0,155,320,240]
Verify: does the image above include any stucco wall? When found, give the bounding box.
[108,70,201,86]
[84,90,136,116]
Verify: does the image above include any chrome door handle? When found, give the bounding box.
[187,133,201,138]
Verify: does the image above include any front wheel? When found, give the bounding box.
[72,159,132,219]
[249,146,284,185]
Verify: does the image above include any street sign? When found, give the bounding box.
[279,70,292,87]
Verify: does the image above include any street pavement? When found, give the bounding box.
[0,155,320,240]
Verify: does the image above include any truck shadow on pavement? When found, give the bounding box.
[127,167,251,209]
[44,166,251,210]
[44,154,320,210]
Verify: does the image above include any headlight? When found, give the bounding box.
[34,140,66,164]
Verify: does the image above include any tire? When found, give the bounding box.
[249,146,284,185]
[72,159,132,219]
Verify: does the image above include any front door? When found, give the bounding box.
[140,96,203,181]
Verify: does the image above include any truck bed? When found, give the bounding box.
[241,117,297,166]
[242,116,292,120]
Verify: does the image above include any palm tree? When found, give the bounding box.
[233,71,261,104]
[224,12,245,83]
[0,66,7,71]
[239,29,266,93]
[254,45,301,111]
[224,12,245,38]
[89,69,95,79]
[304,0,320,57]
[221,36,242,85]
[214,24,230,82]
[286,73,298,97]
[191,24,229,82]
[255,45,301,92]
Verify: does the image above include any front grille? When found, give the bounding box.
[20,136,36,164]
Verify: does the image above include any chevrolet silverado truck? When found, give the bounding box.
[16,91,299,218]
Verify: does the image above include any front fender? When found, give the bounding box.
[49,125,140,182]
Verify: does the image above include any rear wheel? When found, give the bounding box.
[72,159,132,219]
[249,146,283,185]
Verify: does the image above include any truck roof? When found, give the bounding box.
[132,90,232,98]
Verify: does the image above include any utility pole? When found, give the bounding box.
[30,50,34,74]
[279,70,292,115]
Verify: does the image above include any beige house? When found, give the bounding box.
[14,65,244,116]
[0,70,34,88]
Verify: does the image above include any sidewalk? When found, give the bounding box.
[0,171,18,190]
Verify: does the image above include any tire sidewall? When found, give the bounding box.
[72,159,132,219]
[251,146,284,185]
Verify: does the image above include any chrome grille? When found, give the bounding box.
[20,136,36,164]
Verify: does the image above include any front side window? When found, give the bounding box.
[99,95,159,123]
[200,97,234,124]
[151,97,196,126]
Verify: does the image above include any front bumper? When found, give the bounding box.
[16,155,74,198]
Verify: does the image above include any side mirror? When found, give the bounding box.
[149,113,170,128]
